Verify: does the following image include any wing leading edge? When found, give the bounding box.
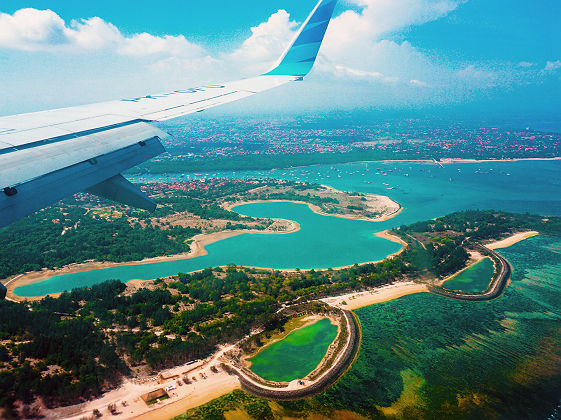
[0,0,337,228]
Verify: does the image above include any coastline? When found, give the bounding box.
[224,188,402,223]
[357,157,561,165]
[38,230,541,419]
[4,219,301,302]
[322,282,429,310]
[5,194,404,301]
[4,229,405,301]
[486,231,539,249]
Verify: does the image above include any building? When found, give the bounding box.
[140,389,169,405]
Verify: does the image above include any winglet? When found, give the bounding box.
[265,0,337,77]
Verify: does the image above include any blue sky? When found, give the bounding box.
[1,0,560,120]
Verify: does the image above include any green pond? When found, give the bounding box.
[314,235,561,419]
[443,257,495,293]
[248,318,338,382]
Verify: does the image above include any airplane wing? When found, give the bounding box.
[0,0,338,228]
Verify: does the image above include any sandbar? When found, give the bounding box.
[486,231,539,250]
[322,282,429,311]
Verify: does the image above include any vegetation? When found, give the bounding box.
[0,180,271,279]
[0,205,201,279]
[0,283,128,417]
[0,179,371,280]
[176,389,274,420]
[1,209,560,417]
[396,209,561,278]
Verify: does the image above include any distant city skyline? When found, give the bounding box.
[1,0,560,119]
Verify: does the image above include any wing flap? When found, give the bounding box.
[0,1,338,226]
[1,121,169,187]
[0,137,164,228]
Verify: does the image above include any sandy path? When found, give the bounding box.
[59,342,243,420]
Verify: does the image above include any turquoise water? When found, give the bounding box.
[316,235,561,418]
[15,202,400,296]
[248,318,338,382]
[443,257,495,293]
[136,159,561,225]
[16,160,561,296]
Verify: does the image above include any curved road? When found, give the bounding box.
[233,310,361,401]
[429,244,512,302]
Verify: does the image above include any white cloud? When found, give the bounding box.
[544,60,561,72]
[1,1,552,114]
[226,10,298,75]
[119,33,204,58]
[0,8,205,59]
[333,65,401,84]
[457,64,496,82]
[67,17,121,50]
[317,0,475,94]
[410,79,431,88]
[0,8,69,50]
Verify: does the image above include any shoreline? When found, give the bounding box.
[224,186,402,223]
[4,219,301,302]
[486,231,539,249]
[436,231,539,287]
[356,157,561,165]
[133,157,561,178]
[35,230,541,419]
[5,197,404,301]
[322,282,429,310]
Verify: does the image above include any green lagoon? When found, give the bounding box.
[443,257,495,293]
[314,235,561,418]
[248,318,338,382]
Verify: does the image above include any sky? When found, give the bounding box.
[1,0,560,121]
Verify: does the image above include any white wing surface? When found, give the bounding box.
[0,0,337,228]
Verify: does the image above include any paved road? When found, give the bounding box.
[429,244,512,302]
[235,310,361,400]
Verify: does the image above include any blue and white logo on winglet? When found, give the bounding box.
[266,0,337,77]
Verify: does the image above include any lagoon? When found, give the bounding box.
[248,318,338,382]
[443,257,495,293]
[15,159,561,297]
[14,202,401,297]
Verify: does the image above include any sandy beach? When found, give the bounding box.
[322,282,429,310]
[486,231,539,249]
